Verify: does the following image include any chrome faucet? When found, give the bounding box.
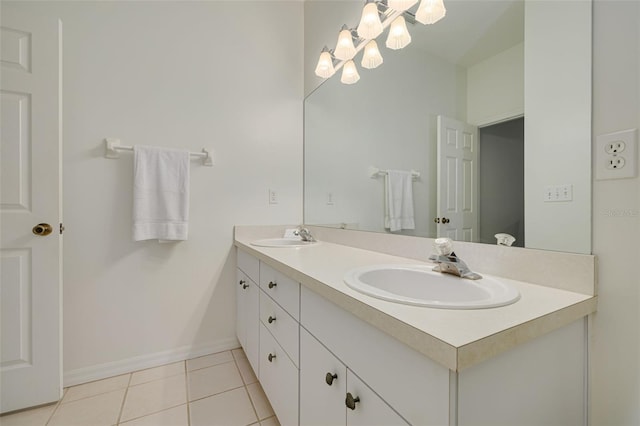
[295,226,316,243]
[428,238,482,280]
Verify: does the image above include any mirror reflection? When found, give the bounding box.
[304,0,592,254]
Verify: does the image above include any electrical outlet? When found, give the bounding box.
[596,129,637,180]
[269,189,278,205]
[606,156,625,170]
[604,140,626,155]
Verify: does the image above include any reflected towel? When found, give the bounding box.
[133,145,190,242]
[384,170,415,232]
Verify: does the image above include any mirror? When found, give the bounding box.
[304,0,591,254]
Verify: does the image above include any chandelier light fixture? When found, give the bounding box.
[386,15,412,50]
[357,0,384,39]
[341,60,361,84]
[314,0,447,84]
[361,40,384,69]
[415,0,447,24]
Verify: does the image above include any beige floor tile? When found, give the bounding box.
[187,351,234,372]
[189,387,257,426]
[235,357,258,385]
[63,374,130,403]
[118,404,188,426]
[129,362,185,386]
[47,389,125,426]
[260,416,281,426]
[0,403,57,426]
[188,362,244,401]
[120,374,187,422]
[231,348,247,360]
[246,382,274,420]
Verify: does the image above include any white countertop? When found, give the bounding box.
[234,235,597,371]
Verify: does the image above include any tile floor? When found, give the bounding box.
[1,348,280,426]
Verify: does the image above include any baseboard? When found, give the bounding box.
[63,337,240,387]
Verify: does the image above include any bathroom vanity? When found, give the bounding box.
[234,226,597,426]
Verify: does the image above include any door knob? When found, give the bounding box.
[32,223,53,236]
[442,218,450,224]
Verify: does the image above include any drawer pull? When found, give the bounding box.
[238,280,246,286]
[268,316,276,324]
[242,283,249,289]
[345,392,360,410]
[325,372,338,386]
[268,353,276,362]
[268,281,277,289]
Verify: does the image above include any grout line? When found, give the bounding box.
[115,373,133,425]
[233,355,260,424]
[117,403,187,425]
[43,393,65,426]
[187,384,247,404]
[184,361,191,426]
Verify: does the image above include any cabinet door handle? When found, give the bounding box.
[239,280,246,286]
[325,372,337,386]
[268,353,276,362]
[242,283,249,289]
[267,316,276,324]
[345,392,360,410]
[268,281,277,289]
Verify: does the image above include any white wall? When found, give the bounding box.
[5,1,303,384]
[467,42,524,126]
[524,0,592,254]
[591,1,640,424]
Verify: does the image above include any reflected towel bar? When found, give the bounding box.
[369,166,420,179]
[104,138,213,166]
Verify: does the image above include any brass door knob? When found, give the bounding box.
[32,223,53,236]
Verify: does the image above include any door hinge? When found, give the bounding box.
[59,223,65,234]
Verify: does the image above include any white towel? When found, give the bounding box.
[133,145,190,242]
[384,170,415,232]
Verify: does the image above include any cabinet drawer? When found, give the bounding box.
[237,249,259,283]
[301,286,450,426]
[260,323,299,426]
[260,289,299,366]
[260,263,300,320]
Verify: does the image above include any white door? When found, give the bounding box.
[436,116,479,242]
[1,9,62,413]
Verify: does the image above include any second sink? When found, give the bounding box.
[343,264,520,309]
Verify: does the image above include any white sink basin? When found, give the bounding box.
[250,238,318,248]
[343,264,520,309]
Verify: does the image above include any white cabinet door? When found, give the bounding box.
[236,267,259,375]
[300,328,346,426]
[346,372,408,426]
[260,323,298,426]
[1,8,62,413]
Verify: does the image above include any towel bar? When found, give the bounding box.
[104,138,213,166]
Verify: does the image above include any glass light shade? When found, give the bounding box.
[387,0,418,12]
[386,16,412,50]
[334,28,357,60]
[357,2,383,39]
[416,0,446,24]
[341,60,360,84]
[314,51,335,78]
[361,40,383,69]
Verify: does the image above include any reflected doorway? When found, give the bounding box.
[478,117,525,247]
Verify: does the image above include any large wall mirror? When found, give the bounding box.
[304,0,592,254]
